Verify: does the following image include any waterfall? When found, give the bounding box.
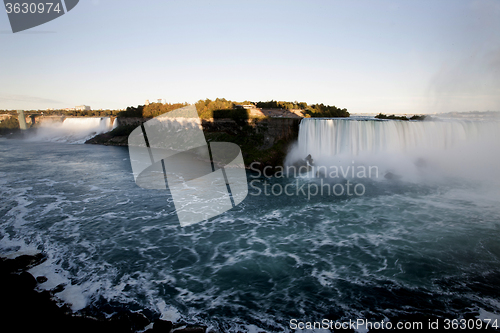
[111,117,119,130]
[289,116,500,183]
[297,118,499,157]
[59,117,112,134]
[30,117,113,144]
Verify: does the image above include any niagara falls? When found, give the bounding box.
[1,110,500,332]
[2,1,500,332]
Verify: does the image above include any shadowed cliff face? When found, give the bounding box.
[86,118,300,170]
[202,118,300,171]
[201,118,299,149]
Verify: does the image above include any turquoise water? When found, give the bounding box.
[1,138,500,332]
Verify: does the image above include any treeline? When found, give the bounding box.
[118,98,350,119]
[61,110,122,117]
[0,110,123,117]
[195,98,236,119]
[117,103,189,118]
[117,105,144,117]
[305,104,349,118]
[0,116,19,129]
[195,98,259,119]
[0,115,20,134]
[143,102,189,117]
[119,98,255,119]
[256,100,307,110]
[195,98,350,118]
[1,98,350,120]
[375,113,427,121]
[255,100,349,118]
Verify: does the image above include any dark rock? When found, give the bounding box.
[410,114,427,121]
[128,312,151,330]
[0,254,202,333]
[153,319,173,332]
[305,154,314,165]
[19,271,37,290]
[384,172,402,180]
[0,253,47,273]
[109,312,150,332]
[36,275,48,283]
[51,283,66,293]
[107,312,135,332]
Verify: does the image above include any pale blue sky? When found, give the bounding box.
[1,0,499,113]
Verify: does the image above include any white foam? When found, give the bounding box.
[2,186,33,227]
[478,308,500,322]
[244,324,265,333]
[55,284,89,311]
[29,260,70,290]
[0,237,40,259]
[157,300,181,322]
[354,323,369,333]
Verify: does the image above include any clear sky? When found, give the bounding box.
[1,0,499,113]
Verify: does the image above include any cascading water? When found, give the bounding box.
[111,117,119,130]
[288,115,500,185]
[29,117,113,144]
[296,118,497,156]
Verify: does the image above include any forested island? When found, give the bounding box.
[101,99,346,168]
[115,98,350,119]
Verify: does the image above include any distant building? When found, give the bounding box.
[157,99,162,104]
[145,100,150,106]
[75,105,91,111]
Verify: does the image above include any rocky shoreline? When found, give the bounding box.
[0,253,207,333]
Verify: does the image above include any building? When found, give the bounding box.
[75,105,91,111]
[157,99,162,104]
[145,100,150,106]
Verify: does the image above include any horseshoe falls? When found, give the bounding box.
[297,118,498,155]
[290,117,500,185]
[1,114,500,332]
